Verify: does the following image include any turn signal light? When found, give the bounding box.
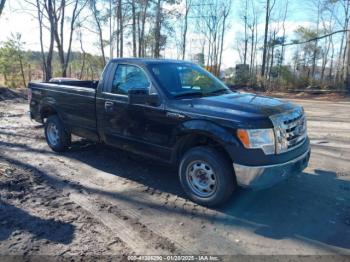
[237,129,250,148]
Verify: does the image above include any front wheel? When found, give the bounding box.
[179,146,236,206]
[45,115,71,152]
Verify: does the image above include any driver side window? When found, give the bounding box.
[111,64,150,95]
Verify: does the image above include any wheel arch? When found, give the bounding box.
[39,97,62,123]
[172,120,240,165]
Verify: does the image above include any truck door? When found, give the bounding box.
[96,63,173,161]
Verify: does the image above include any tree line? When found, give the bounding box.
[0,0,232,86]
[234,0,350,91]
[0,0,350,92]
[0,33,103,88]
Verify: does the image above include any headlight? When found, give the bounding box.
[237,128,275,155]
[275,127,288,153]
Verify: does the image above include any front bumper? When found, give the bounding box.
[233,148,311,189]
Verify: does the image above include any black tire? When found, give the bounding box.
[179,146,236,206]
[44,115,71,152]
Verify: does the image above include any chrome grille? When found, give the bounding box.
[270,107,307,154]
[284,114,307,149]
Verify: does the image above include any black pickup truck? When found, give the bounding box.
[28,58,310,206]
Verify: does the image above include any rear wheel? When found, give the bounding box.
[45,115,71,152]
[179,146,236,206]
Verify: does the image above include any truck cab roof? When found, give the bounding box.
[110,58,194,66]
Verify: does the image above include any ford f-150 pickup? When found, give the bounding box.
[28,58,311,206]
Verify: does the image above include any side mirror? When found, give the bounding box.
[128,88,160,106]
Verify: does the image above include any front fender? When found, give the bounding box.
[180,120,239,145]
[172,119,241,162]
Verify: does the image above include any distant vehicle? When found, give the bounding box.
[28,58,310,206]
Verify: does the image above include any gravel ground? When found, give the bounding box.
[0,88,350,258]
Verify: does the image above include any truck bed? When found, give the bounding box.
[29,80,97,95]
[48,79,99,89]
[29,80,99,142]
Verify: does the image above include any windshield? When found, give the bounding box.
[148,63,231,98]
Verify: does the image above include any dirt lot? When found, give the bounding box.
[0,88,350,258]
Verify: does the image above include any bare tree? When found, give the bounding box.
[181,0,191,60]
[90,0,106,65]
[154,0,162,58]
[340,0,350,83]
[117,0,124,57]
[346,17,350,90]
[245,0,259,80]
[23,0,55,81]
[138,0,149,57]
[320,9,334,81]
[261,0,276,77]
[329,34,335,81]
[268,28,278,79]
[280,0,289,67]
[44,0,87,77]
[151,0,177,58]
[131,0,137,57]
[311,0,322,79]
[76,23,86,79]
[193,0,231,74]
[242,0,248,65]
[217,1,231,75]
[11,33,27,87]
[109,0,113,59]
[327,0,350,84]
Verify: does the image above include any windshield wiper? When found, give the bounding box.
[206,88,228,96]
[173,91,203,99]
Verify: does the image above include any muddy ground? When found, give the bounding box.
[0,88,350,259]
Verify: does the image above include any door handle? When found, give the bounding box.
[104,101,114,111]
[166,112,185,119]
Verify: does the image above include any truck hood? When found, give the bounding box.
[171,92,300,128]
